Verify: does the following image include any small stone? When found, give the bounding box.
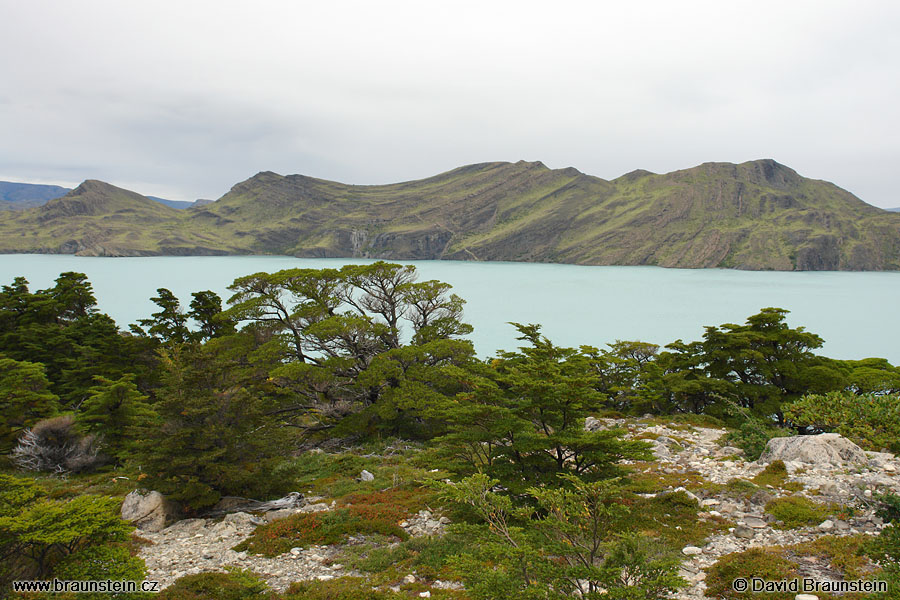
[682,546,703,556]
[885,464,897,472]
[359,469,375,482]
[290,547,302,555]
[316,575,334,581]
[795,594,819,600]
[743,516,767,529]
[733,525,755,539]
[864,489,873,498]
[403,574,417,584]
[818,520,834,532]
[419,593,431,598]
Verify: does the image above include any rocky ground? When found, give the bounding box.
[133,420,900,598]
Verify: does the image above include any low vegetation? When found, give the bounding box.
[2,266,900,597]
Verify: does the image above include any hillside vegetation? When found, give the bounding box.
[2,160,900,270]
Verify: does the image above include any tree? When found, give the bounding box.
[0,355,59,453]
[225,262,474,433]
[437,474,684,600]
[700,307,825,419]
[0,273,141,408]
[134,288,191,344]
[432,324,651,490]
[78,375,159,463]
[188,290,236,341]
[133,333,294,511]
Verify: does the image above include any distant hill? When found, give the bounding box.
[1,160,899,270]
[887,207,900,212]
[0,180,193,210]
[0,181,70,210]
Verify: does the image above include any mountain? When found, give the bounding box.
[1,160,899,270]
[0,180,194,211]
[0,180,241,256]
[887,207,900,212]
[0,181,70,210]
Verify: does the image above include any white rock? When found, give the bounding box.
[759,434,868,468]
[121,490,178,532]
[818,520,834,532]
[359,469,375,481]
[682,546,703,556]
[419,592,431,598]
[795,594,819,600]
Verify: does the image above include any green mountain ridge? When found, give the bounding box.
[2,159,899,270]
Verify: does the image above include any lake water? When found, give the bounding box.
[1,254,899,363]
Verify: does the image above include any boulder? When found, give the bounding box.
[121,489,179,532]
[758,433,868,468]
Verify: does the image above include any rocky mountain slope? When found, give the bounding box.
[129,421,900,598]
[2,160,899,270]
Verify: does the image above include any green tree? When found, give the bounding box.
[438,473,684,600]
[134,333,294,511]
[225,262,474,434]
[188,290,236,341]
[78,374,159,462]
[135,288,191,344]
[432,324,651,490]
[0,355,59,452]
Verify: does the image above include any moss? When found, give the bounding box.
[764,495,832,529]
[751,460,802,491]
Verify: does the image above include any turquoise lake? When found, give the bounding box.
[1,254,899,363]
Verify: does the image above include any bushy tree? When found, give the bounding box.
[432,324,651,490]
[225,262,474,434]
[785,391,900,452]
[78,374,159,462]
[438,473,684,600]
[134,333,294,511]
[0,273,143,408]
[0,355,59,453]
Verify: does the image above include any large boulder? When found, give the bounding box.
[120,489,179,532]
[758,433,868,468]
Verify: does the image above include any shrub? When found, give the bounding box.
[158,569,268,600]
[873,492,900,523]
[706,548,798,600]
[234,502,409,557]
[864,524,900,599]
[11,415,102,473]
[54,544,150,600]
[785,391,900,452]
[764,496,831,529]
[282,577,406,600]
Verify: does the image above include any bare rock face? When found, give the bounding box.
[121,489,179,532]
[758,433,868,468]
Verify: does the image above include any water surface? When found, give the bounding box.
[1,254,898,362]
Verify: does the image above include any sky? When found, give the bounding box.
[0,1,898,207]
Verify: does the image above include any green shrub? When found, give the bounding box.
[764,496,831,529]
[873,492,900,523]
[158,569,268,600]
[864,524,900,599]
[724,418,790,461]
[54,544,150,600]
[785,391,900,452]
[234,490,423,557]
[282,577,406,600]
[706,548,798,600]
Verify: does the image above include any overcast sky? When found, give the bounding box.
[1,1,898,207]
